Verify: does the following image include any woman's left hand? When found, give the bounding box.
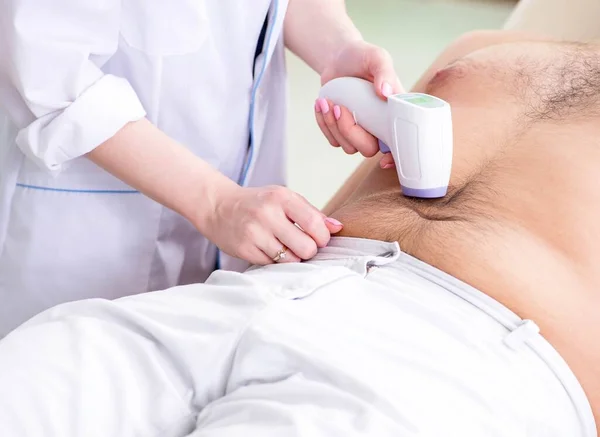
[315,40,404,168]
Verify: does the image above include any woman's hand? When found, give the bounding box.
[89,120,342,266]
[199,184,343,265]
[315,40,404,168]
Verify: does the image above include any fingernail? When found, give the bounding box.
[333,105,341,120]
[317,98,330,114]
[381,82,393,97]
[325,217,343,227]
[383,163,394,169]
[315,100,321,113]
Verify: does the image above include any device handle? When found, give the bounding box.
[318,77,390,145]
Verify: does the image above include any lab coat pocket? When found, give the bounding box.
[120,0,208,56]
[0,187,162,322]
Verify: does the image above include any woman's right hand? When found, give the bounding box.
[199,184,344,265]
[86,119,340,266]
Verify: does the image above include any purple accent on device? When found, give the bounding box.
[378,139,391,153]
[401,185,448,198]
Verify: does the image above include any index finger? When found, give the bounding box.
[284,195,331,248]
[335,105,379,157]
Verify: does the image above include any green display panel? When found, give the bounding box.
[402,94,444,108]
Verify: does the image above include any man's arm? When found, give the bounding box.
[504,0,600,42]
[322,30,546,215]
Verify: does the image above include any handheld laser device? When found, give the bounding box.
[319,77,453,198]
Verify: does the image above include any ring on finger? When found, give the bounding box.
[272,246,288,263]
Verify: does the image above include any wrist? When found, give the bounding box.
[318,32,364,75]
[188,170,240,235]
[283,0,363,76]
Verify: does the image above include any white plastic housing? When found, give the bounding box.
[319,77,453,198]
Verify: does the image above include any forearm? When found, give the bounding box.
[87,119,237,229]
[284,0,362,74]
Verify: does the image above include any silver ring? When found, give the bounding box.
[272,247,288,263]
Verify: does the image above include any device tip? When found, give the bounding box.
[401,186,448,199]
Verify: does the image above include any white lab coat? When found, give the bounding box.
[0,0,290,336]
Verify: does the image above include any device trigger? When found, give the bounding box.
[378,140,391,154]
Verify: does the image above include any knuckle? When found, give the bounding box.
[260,186,286,205]
[288,190,303,204]
[271,185,289,200]
[292,191,308,204]
[315,232,330,248]
[295,240,318,260]
[279,191,295,209]
[274,185,290,197]
[370,45,392,64]
[304,212,324,233]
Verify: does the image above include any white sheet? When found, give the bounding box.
[0,237,593,436]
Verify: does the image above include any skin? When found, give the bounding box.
[322,30,600,430]
[87,0,402,266]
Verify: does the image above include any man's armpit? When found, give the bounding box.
[322,155,380,216]
[349,183,499,257]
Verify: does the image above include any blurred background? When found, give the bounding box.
[286,0,516,209]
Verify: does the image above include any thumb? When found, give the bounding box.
[368,49,405,100]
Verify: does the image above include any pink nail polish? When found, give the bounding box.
[315,100,321,113]
[325,217,343,227]
[381,82,393,97]
[318,98,330,114]
[333,105,341,120]
[383,163,394,169]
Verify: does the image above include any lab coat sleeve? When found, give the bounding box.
[0,1,147,172]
